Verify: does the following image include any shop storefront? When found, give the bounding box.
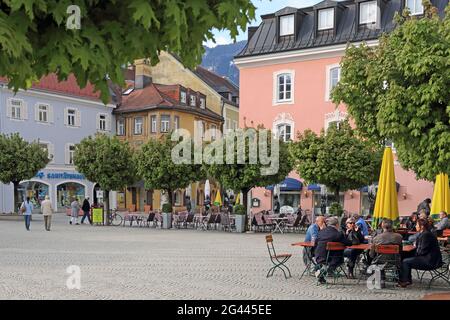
[308,184,345,215]
[18,181,50,212]
[266,178,303,212]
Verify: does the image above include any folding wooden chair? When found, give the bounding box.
[317,242,347,286]
[373,244,401,286]
[265,235,292,279]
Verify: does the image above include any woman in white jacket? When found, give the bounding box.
[41,195,53,231]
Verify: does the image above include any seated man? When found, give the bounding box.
[434,211,449,236]
[314,217,352,284]
[369,219,403,265]
[303,216,326,266]
[353,213,369,237]
[343,217,366,278]
[398,218,443,287]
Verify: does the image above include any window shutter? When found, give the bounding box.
[21,102,28,120]
[65,144,69,164]
[76,110,81,127]
[48,105,54,123]
[48,143,55,163]
[6,100,12,118]
[96,113,100,130]
[106,114,111,131]
[35,104,39,121]
[64,108,68,126]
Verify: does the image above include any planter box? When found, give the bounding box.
[162,212,172,229]
[234,215,246,233]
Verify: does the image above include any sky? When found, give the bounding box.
[205,0,322,47]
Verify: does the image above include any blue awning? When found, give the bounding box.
[307,184,322,191]
[360,182,400,193]
[266,178,303,191]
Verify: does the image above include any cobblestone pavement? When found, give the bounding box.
[0,213,447,300]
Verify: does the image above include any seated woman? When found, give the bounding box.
[343,217,366,278]
[398,218,443,287]
[405,212,418,231]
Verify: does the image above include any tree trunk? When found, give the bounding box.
[334,186,340,205]
[167,189,173,208]
[13,181,20,213]
[104,190,110,226]
[242,188,250,231]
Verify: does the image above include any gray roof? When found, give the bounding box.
[236,0,448,58]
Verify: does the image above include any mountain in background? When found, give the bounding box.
[201,41,247,86]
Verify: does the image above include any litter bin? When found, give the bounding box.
[162,212,172,229]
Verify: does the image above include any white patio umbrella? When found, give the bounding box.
[204,180,211,199]
[185,184,192,198]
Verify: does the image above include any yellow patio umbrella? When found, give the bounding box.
[372,147,399,229]
[430,173,450,220]
[214,190,222,206]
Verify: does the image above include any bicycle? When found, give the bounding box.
[107,209,123,226]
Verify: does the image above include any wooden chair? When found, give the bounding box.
[206,214,217,230]
[285,214,302,233]
[373,244,401,285]
[265,235,292,279]
[220,213,233,232]
[317,242,347,286]
[141,212,156,227]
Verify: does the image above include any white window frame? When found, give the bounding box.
[66,143,76,165]
[39,141,55,163]
[210,124,217,141]
[134,117,143,135]
[325,63,341,101]
[174,116,180,130]
[65,108,80,127]
[276,123,292,142]
[117,118,125,136]
[279,14,295,36]
[180,91,187,104]
[150,115,157,133]
[200,98,206,109]
[35,103,52,123]
[318,8,334,31]
[160,115,170,133]
[273,113,295,142]
[406,0,424,15]
[273,70,295,105]
[7,98,27,121]
[359,1,378,25]
[324,110,347,131]
[97,113,108,132]
[190,95,197,107]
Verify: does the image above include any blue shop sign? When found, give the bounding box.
[35,171,85,180]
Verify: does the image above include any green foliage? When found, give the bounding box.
[136,135,205,204]
[233,204,245,215]
[290,121,383,196]
[205,128,293,194]
[0,133,49,185]
[74,134,137,192]
[329,202,343,217]
[0,0,255,103]
[162,203,173,214]
[332,1,450,180]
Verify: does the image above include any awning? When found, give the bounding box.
[361,182,400,193]
[266,178,303,192]
[307,184,321,191]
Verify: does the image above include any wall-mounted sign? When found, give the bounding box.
[35,172,85,180]
[252,198,261,208]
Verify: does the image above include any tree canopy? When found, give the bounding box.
[332,1,450,181]
[0,0,256,102]
[0,133,49,210]
[136,135,205,205]
[290,121,383,200]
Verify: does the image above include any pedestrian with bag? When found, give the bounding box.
[70,198,80,225]
[20,197,33,231]
[81,197,92,225]
[41,195,54,231]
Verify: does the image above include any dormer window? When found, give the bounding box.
[181,91,187,104]
[318,8,334,31]
[200,98,206,109]
[406,0,424,15]
[359,1,377,25]
[190,95,197,107]
[279,14,295,36]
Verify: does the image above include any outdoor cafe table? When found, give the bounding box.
[267,216,289,234]
[123,212,146,226]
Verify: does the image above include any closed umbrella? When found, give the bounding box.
[372,147,399,230]
[430,173,449,220]
[214,190,222,206]
[235,192,240,205]
[204,180,210,199]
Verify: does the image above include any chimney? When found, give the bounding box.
[134,58,152,89]
[248,26,258,42]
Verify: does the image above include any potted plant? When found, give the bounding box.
[162,203,173,229]
[234,204,246,233]
[329,202,343,217]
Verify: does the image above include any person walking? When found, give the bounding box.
[81,197,92,225]
[20,197,33,231]
[70,198,80,225]
[41,195,53,231]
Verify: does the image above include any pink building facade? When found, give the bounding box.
[234,0,444,217]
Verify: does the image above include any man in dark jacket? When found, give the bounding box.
[417,198,431,217]
[273,196,280,214]
[81,197,92,225]
[314,216,352,283]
